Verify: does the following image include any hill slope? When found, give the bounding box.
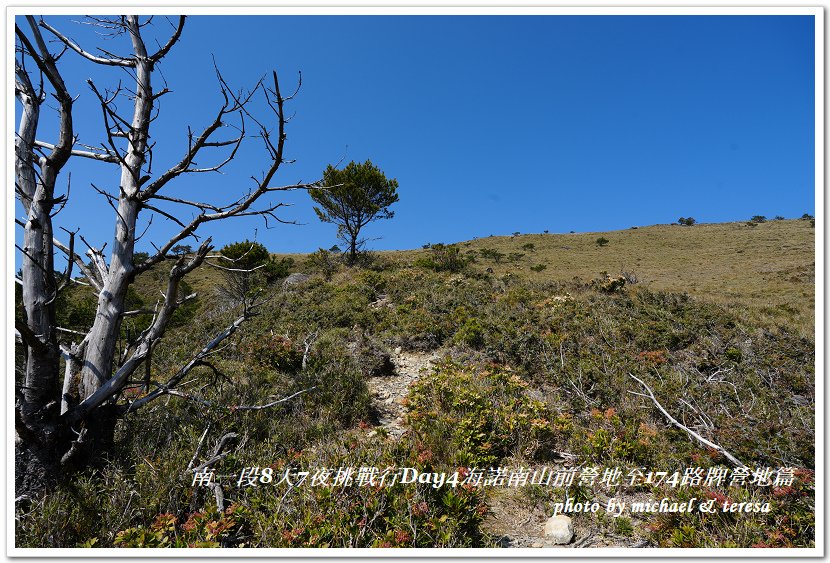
[391,218,815,337]
[21,218,815,549]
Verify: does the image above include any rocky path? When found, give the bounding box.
[364,346,649,549]
[365,348,440,438]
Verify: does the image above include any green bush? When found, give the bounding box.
[220,240,290,282]
[220,240,271,269]
[453,318,486,349]
[114,505,249,548]
[478,248,506,263]
[240,333,304,371]
[414,243,469,273]
[406,361,565,466]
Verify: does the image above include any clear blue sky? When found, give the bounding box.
[17,14,816,256]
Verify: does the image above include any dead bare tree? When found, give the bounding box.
[15,15,313,496]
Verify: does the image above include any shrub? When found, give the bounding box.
[114,505,249,548]
[307,248,340,280]
[247,434,490,547]
[478,248,506,263]
[263,257,294,281]
[220,240,271,269]
[453,318,486,349]
[414,243,469,273]
[219,240,290,284]
[406,361,563,466]
[678,217,696,226]
[750,215,767,223]
[593,273,625,292]
[240,333,304,371]
[595,237,609,247]
[530,264,547,272]
[507,252,525,262]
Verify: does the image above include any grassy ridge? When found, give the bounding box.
[137,219,815,338]
[391,219,814,337]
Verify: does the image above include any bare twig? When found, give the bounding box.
[231,387,316,412]
[628,373,746,468]
[187,423,212,471]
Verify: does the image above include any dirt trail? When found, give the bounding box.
[364,347,648,549]
[365,348,440,438]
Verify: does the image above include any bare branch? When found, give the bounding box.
[67,241,213,421]
[60,428,88,465]
[302,331,318,371]
[146,193,223,213]
[150,16,185,62]
[55,326,87,337]
[17,18,73,170]
[141,201,189,230]
[134,183,315,276]
[122,306,248,414]
[53,236,103,293]
[628,373,746,468]
[139,83,247,200]
[203,260,265,274]
[34,140,119,163]
[186,424,212,471]
[231,387,316,412]
[16,319,47,354]
[79,235,109,284]
[39,18,133,67]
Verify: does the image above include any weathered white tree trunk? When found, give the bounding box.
[14,16,75,494]
[15,14,313,496]
[79,16,149,398]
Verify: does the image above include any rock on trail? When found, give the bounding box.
[365,347,439,438]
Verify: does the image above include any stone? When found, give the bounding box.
[282,273,311,287]
[544,515,574,545]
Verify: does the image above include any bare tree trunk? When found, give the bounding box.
[17,77,61,409]
[14,17,76,496]
[78,16,148,398]
[15,14,314,496]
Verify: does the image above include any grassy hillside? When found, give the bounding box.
[402,219,815,338]
[19,218,815,549]
[124,218,814,338]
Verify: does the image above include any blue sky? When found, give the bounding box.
[16,14,816,255]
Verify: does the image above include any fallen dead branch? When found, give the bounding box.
[628,373,747,468]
